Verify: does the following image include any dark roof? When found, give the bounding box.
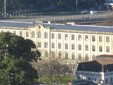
[72,80,97,85]
[0,21,34,28]
[44,24,113,33]
[0,21,113,33]
[77,60,113,72]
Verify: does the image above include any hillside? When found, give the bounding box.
[0,0,105,13]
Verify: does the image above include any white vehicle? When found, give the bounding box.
[90,11,97,14]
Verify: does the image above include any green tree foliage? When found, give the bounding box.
[0,32,40,85]
[0,0,105,13]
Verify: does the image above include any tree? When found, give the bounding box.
[38,60,71,85]
[0,32,40,85]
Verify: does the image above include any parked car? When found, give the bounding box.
[81,10,88,14]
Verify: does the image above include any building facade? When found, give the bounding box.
[0,21,113,65]
[76,59,113,84]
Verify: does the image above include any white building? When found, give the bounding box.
[0,20,113,65]
[75,56,113,85]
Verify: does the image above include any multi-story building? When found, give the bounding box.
[0,20,113,65]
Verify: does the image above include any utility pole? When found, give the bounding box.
[76,0,78,13]
[4,0,7,18]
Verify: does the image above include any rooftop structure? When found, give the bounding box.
[76,55,113,85]
[77,59,113,72]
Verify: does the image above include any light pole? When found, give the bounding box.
[4,0,7,18]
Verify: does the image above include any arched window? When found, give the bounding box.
[44,32,48,38]
[45,50,48,57]
[31,31,35,38]
[26,31,29,37]
[72,53,75,59]
[58,51,61,59]
[78,54,82,61]
[52,51,55,58]
[38,31,41,38]
[85,54,89,61]
[65,52,68,59]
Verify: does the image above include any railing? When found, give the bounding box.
[8,11,113,22]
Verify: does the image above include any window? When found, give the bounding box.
[85,54,89,61]
[65,43,68,49]
[65,34,68,40]
[92,55,95,60]
[78,35,81,40]
[88,78,91,81]
[31,31,35,38]
[85,45,88,51]
[92,45,95,51]
[85,35,88,41]
[26,31,29,37]
[72,53,75,59]
[71,34,75,40]
[45,50,48,57]
[51,33,54,39]
[106,46,110,52]
[106,36,109,42]
[52,43,54,48]
[72,44,75,50]
[7,30,10,32]
[44,42,48,48]
[99,36,102,42]
[92,35,95,41]
[78,44,82,50]
[13,31,16,35]
[52,51,55,58]
[1,30,4,32]
[44,32,48,38]
[78,54,82,61]
[38,42,41,47]
[99,46,102,52]
[106,79,108,84]
[20,31,22,36]
[111,78,113,83]
[65,52,68,59]
[58,43,61,49]
[38,31,41,38]
[58,33,61,39]
[58,51,61,59]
